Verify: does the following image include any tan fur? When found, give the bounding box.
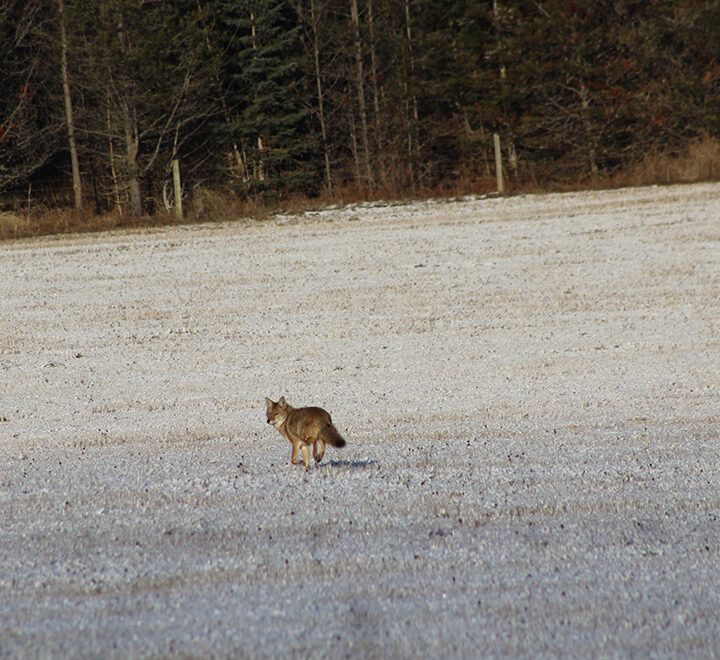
[265,396,346,470]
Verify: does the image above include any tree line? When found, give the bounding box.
[2,0,719,216]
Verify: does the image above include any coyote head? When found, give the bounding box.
[265,396,289,428]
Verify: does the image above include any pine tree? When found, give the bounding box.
[218,0,319,197]
[0,1,63,197]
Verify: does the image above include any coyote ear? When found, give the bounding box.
[265,397,273,407]
[279,396,286,405]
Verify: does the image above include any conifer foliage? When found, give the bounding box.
[218,0,318,195]
[1,0,719,214]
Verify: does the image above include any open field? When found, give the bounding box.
[1,183,719,658]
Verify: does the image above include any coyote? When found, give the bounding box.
[265,396,346,470]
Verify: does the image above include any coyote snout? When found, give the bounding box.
[265,396,346,470]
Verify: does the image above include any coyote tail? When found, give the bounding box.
[320,424,346,448]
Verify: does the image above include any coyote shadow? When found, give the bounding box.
[319,459,378,470]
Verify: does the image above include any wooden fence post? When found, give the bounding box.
[494,133,504,194]
[172,159,183,221]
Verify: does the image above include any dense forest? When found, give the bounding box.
[2,0,720,221]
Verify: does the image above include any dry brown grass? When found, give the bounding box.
[3,136,718,242]
[0,189,332,242]
[0,207,167,241]
[0,211,29,239]
[618,134,720,187]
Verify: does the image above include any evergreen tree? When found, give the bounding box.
[481,0,720,181]
[412,0,497,187]
[0,1,63,197]
[3,0,720,214]
[217,0,319,197]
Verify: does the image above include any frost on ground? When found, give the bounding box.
[1,183,719,658]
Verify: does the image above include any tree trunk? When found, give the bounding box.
[403,0,418,186]
[58,0,82,213]
[493,0,518,176]
[122,104,142,215]
[579,82,599,177]
[367,0,384,187]
[310,0,333,197]
[349,0,373,190]
[349,110,361,185]
[106,96,122,214]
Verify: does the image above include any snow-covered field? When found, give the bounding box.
[1,183,719,658]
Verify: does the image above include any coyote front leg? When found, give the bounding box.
[291,440,310,470]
